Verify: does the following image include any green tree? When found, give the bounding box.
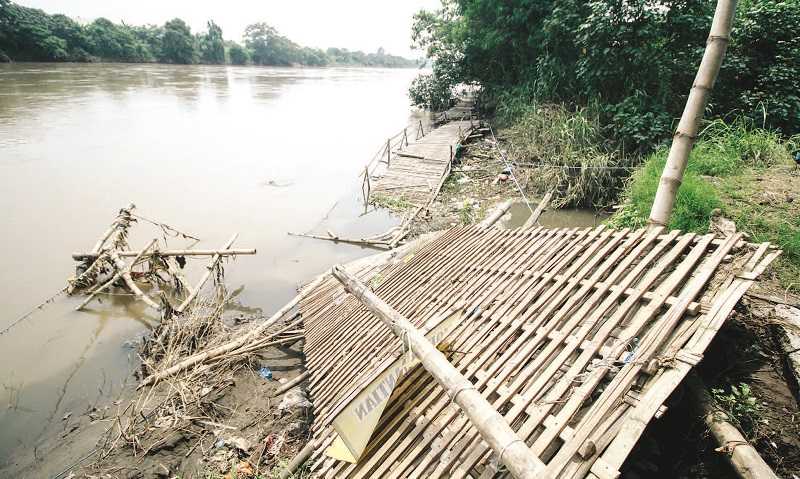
[161,18,196,64]
[410,0,800,149]
[87,17,152,61]
[227,41,249,65]
[200,20,224,64]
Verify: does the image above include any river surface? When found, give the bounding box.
[0,63,426,469]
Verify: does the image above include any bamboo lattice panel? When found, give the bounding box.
[300,225,778,478]
[370,120,474,204]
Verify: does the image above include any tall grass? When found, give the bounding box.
[609,118,799,285]
[503,103,632,208]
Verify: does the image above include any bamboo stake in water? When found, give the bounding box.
[332,265,544,478]
[176,233,238,313]
[648,0,738,229]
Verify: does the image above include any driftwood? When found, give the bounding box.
[288,231,392,249]
[76,239,160,311]
[687,373,778,479]
[648,0,737,228]
[331,265,544,478]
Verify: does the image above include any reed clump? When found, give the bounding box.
[503,103,632,208]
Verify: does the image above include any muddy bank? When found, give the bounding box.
[3,298,311,479]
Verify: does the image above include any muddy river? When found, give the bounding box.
[0,63,427,469]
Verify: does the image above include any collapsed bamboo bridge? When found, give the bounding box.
[297,224,778,478]
[292,96,479,249]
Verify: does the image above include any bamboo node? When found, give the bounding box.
[447,384,477,404]
[673,130,698,140]
[497,439,526,471]
[707,35,730,44]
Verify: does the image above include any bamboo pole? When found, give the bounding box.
[278,440,317,479]
[72,248,256,261]
[522,191,553,229]
[648,0,737,229]
[478,200,513,230]
[91,203,135,254]
[273,371,310,397]
[77,239,159,311]
[176,234,238,313]
[331,265,544,478]
[139,275,327,388]
[686,373,778,479]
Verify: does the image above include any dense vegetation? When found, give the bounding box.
[0,0,417,67]
[410,0,800,151]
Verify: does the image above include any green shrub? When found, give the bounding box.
[623,152,720,233]
[711,383,763,438]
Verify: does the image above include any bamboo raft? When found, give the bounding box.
[298,224,779,478]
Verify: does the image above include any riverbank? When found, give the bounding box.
[375,111,800,477]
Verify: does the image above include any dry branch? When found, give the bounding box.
[139,275,326,388]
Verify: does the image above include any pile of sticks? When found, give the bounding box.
[68,204,256,313]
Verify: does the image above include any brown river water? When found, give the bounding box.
[0,63,426,469]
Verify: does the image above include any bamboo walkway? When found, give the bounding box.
[369,120,475,205]
[299,225,779,478]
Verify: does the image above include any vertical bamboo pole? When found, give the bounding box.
[176,233,238,313]
[403,128,408,148]
[648,0,738,229]
[386,139,391,166]
[332,265,544,478]
[419,119,425,138]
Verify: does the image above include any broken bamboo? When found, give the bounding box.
[522,191,553,229]
[77,239,159,311]
[176,234,238,313]
[648,0,737,229]
[91,203,135,253]
[331,265,545,479]
[478,200,513,230]
[273,371,310,397]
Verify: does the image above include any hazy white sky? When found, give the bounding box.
[17,0,443,57]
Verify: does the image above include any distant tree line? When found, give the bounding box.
[0,1,417,67]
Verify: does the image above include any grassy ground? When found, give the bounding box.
[608,119,800,288]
